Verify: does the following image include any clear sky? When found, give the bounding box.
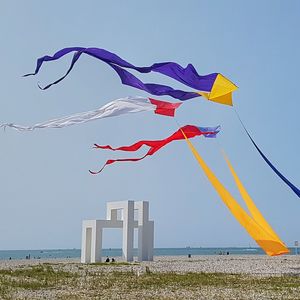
[0,0,299,250]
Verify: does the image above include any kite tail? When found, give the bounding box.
[108,63,199,100]
[23,47,85,77]
[37,51,84,90]
[234,109,300,198]
[90,125,220,173]
[89,154,148,174]
[93,141,152,152]
[25,48,199,99]
[24,47,233,101]
[181,130,288,256]
[93,125,219,153]
[222,151,284,242]
[89,164,107,175]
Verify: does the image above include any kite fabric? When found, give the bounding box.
[24,47,238,105]
[223,152,282,241]
[90,125,220,174]
[181,131,289,256]
[0,97,181,131]
[235,111,300,199]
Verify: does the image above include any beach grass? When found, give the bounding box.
[0,262,299,299]
[0,264,77,294]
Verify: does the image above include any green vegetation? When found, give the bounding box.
[0,263,299,299]
[0,264,77,300]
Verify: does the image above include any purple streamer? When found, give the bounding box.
[24,47,218,100]
[235,110,300,199]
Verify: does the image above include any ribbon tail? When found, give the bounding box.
[235,110,300,199]
[181,129,289,256]
[222,151,288,252]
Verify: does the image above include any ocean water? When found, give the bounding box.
[0,247,297,260]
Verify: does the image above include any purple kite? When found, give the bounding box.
[24,47,237,104]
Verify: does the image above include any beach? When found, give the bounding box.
[0,255,299,299]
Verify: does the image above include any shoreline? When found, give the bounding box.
[0,247,298,261]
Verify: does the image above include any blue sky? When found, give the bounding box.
[0,0,299,250]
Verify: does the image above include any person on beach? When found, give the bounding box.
[105,256,110,262]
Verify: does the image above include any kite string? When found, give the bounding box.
[173,116,182,129]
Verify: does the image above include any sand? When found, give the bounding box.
[1,254,300,275]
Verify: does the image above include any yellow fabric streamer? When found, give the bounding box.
[181,130,289,256]
[222,153,282,241]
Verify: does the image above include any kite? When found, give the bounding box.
[25,47,298,198]
[181,131,289,256]
[0,97,181,131]
[90,125,220,174]
[24,47,237,104]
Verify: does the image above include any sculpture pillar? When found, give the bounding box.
[122,200,134,261]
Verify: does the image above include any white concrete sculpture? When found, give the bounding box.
[81,200,154,263]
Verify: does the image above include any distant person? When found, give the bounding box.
[9,257,11,260]
[111,258,115,262]
[227,252,229,255]
[188,254,191,258]
[105,256,110,263]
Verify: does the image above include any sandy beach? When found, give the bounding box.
[0,255,299,299]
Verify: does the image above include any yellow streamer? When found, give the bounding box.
[181,130,289,256]
[223,153,282,241]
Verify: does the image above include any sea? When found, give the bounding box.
[0,247,298,260]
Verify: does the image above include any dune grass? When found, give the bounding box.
[0,263,299,299]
